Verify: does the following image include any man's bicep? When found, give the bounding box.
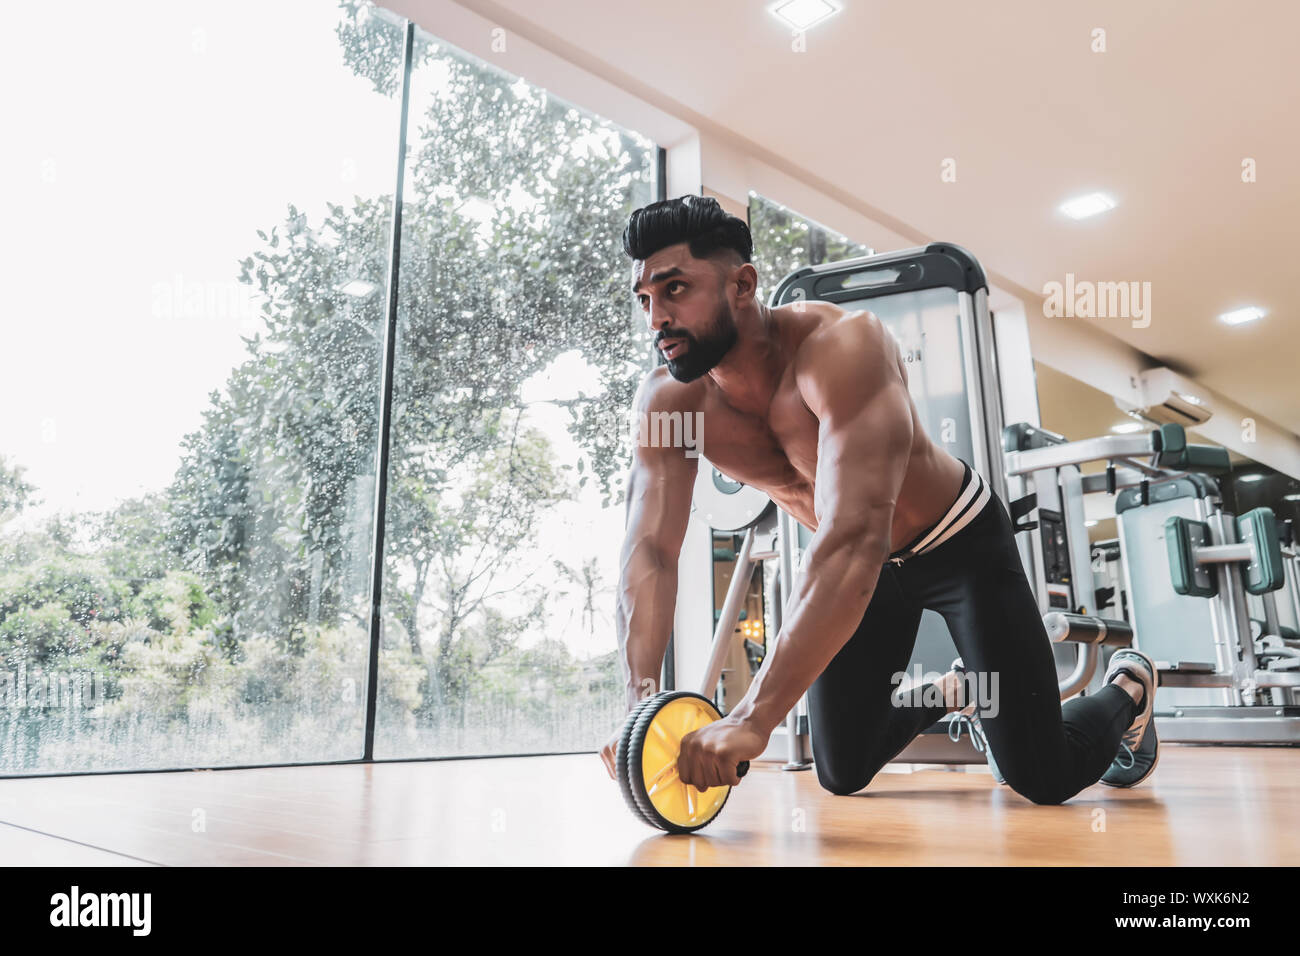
[813,380,913,546]
[800,321,914,549]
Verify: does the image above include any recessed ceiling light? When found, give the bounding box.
[1283,493,1300,501]
[770,0,840,32]
[1060,192,1116,220]
[1219,306,1265,326]
[1111,421,1145,434]
[1238,474,1266,483]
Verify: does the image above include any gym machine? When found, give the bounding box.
[1004,421,1300,743]
[1119,475,1300,742]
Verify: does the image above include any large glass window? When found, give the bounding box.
[373,28,657,758]
[747,192,872,306]
[0,0,409,773]
[0,1,657,773]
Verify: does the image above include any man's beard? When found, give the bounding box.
[660,302,737,383]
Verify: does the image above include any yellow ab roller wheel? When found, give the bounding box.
[615,691,750,834]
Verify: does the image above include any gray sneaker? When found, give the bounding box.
[1100,648,1160,788]
[949,657,1005,785]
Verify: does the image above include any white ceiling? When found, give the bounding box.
[430,0,1300,435]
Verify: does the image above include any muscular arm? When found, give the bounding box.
[729,312,913,735]
[614,371,699,710]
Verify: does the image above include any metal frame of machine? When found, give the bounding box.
[1004,424,1300,743]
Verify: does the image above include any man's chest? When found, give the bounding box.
[696,376,820,498]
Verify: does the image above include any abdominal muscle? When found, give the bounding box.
[753,415,967,551]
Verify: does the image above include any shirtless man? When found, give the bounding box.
[600,195,1160,804]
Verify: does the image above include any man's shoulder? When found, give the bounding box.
[633,364,706,416]
[794,305,891,369]
[791,306,902,418]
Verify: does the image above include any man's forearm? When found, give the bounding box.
[728,529,889,734]
[615,545,678,710]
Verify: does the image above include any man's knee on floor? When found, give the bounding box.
[1002,768,1071,806]
[814,758,881,796]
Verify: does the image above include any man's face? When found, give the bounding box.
[630,244,739,383]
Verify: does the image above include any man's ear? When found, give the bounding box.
[731,262,760,306]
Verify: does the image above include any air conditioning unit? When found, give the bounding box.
[1114,367,1213,427]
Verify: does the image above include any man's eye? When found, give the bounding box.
[667,282,685,294]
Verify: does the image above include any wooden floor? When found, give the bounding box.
[1,745,1297,866]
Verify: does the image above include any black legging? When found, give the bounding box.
[805,464,1138,805]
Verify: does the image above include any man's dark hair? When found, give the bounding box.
[622,195,753,264]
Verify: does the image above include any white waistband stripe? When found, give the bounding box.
[907,469,986,556]
[911,474,991,556]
